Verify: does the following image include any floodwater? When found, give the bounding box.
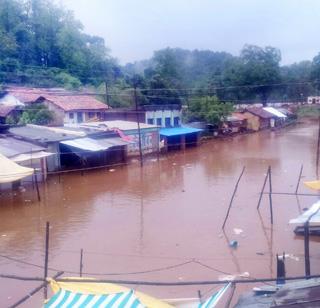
[1,119,320,307]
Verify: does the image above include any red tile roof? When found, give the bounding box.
[0,105,15,117]
[6,87,109,112]
[44,95,109,111]
[246,107,274,119]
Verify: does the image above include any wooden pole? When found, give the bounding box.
[295,164,304,195]
[9,271,64,308]
[134,85,143,167]
[222,167,246,230]
[224,283,236,308]
[268,166,274,225]
[304,221,311,277]
[34,168,41,202]
[44,222,50,299]
[257,167,269,209]
[80,249,84,277]
[197,290,202,304]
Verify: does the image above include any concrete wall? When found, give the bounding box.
[307,96,320,104]
[243,112,261,131]
[46,143,61,172]
[64,111,106,124]
[145,109,181,127]
[125,128,159,156]
[43,100,65,126]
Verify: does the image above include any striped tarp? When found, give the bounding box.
[45,289,145,308]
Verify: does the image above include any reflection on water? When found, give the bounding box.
[0,119,319,306]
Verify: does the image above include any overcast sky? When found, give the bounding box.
[62,0,320,65]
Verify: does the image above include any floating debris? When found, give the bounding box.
[229,240,238,248]
[233,228,243,235]
[109,169,115,172]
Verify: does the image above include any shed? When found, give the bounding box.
[59,136,131,168]
[160,126,203,151]
[78,120,160,156]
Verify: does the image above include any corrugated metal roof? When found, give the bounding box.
[60,137,129,151]
[79,120,159,131]
[160,126,203,137]
[9,125,82,143]
[263,107,287,118]
[0,137,45,157]
[246,107,274,119]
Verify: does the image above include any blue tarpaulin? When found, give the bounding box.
[160,127,203,137]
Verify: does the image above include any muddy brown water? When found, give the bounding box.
[1,119,320,307]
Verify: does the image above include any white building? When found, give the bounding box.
[143,105,182,128]
[307,96,320,104]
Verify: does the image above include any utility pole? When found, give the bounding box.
[105,79,109,106]
[134,85,143,167]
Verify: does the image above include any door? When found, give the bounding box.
[77,112,83,123]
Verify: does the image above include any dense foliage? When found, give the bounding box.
[0,0,117,87]
[2,0,320,109]
[185,96,234,125]
[17,104,54,125]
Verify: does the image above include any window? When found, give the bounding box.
[165,117,171,127]
[69,113,74,119]
[147,118,154,125]
[88,112,95,118]
[156,118,162,126]
[174,116,180,126]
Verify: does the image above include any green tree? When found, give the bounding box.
[19,104,54,125]
[186,96,233,126]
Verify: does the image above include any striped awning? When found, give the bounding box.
[45,289,145,308]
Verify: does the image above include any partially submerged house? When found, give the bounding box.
[0,136,52,183]
[9,124,131,171]
[160,126,203,152]
[78,120,160,157]
[242,107,287,131]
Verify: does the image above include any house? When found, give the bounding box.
[9,125,84,171]
[241,107,287,131]
[0,136,53,187]
[5,87,110,125]
[159,126,203,152]
[77,120,160,157]
[307,96,320,104]
[0,105,21,124]
[36,95,109,125]
[9,124,131,171]
[224,113,248,133]
[143,104,182,127]
[105,104,182,128]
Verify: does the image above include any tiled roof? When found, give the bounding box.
[0,105,15,117]
[44,95,109,111]
[5,87,109,111]
[246,107,274,119]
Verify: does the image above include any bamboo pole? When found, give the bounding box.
[44,222,50,299]
[222,167,246,230]
[304,221,311,277]
[9,272,63,308]
[295,164,304,195]
[268,166,274,225]
[80,249,84,277]
[34,168,41,202]
[257,167,269,209]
